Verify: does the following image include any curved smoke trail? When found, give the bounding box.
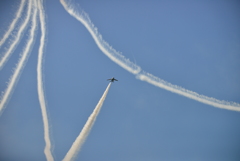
[0,0,32,70]
[0,0,26,47]
[60,0,240,112]
[63,83,111,161]
[0,0,37,114]
[60,0,141,75]
[37,0,54,161]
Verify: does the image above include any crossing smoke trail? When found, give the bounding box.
[60,0,240,112]
[0,0,26,47]
[63,83,112,161]
[0,0,32,70]
[37,0,54,161]
[0,0,37,114]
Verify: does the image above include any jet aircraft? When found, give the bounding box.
[107,77,118,82]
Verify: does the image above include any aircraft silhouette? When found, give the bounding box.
[107,77,118,82]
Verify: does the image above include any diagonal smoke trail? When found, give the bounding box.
[0,0,38,115]
[137,72,240,112]
[0,0,31,70]
[37,0,54,161]
[63,83,112,161]
[59,0,141,75]
[59,0,240,112]
[0,0,26,47]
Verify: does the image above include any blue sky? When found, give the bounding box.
[0,0,240,160]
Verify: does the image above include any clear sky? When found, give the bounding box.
[0,0,240,161]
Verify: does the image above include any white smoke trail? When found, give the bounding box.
[0,0,26,47]
[0,0,31,70]
[59,0,240,112]
[37,0,54,161]
[137,72,240,111]
[59,0,141,75]
[0,0,38,114]
[63,83,112,161]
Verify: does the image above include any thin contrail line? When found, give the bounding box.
[0,0,38,115]
[59,0,240,112]
[37,0,54,161]
[63,83,111,161]
[0,0,31,70]
[59,0,141,75]
[0,0,26,47]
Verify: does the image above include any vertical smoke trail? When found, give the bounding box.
[37,0,54,161]
[0,0,26,47]
[63,83,112,161]
[59,0,240,112]
[0,0,38,115]
[0,0,31,70]
[59,0,141,75]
